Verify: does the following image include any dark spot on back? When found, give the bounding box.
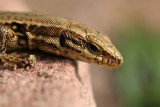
[59,34,66,47]
[9,22,27,34]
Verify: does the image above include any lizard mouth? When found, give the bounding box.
[102,56,122,67]
[94,56,123,68]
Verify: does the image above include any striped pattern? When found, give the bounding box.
[0,12,123,68]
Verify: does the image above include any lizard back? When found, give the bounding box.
[0,12,123,68]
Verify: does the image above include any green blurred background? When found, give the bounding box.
[117,24,160,107]
[92,23,160,107]
[0,0,159,107]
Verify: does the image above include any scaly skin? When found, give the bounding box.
[0,12,123,70]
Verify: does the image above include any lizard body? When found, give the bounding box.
[0,12,123,70]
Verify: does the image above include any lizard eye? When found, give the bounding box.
[87,43,100,54]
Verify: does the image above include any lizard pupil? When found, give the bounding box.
[59,34,66,47]
[87,43,99,54]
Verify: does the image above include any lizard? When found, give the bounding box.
[0,12,123,70]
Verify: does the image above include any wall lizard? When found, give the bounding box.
[0,12,123,70]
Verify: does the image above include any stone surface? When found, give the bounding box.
[0,53,96,107]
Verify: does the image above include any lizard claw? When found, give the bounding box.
[0,53,36,70]
[4,62,17,70]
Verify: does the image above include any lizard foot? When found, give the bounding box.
[0,53,36,70]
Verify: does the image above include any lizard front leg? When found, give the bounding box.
[0,26,36,70]
[0,53,36,70]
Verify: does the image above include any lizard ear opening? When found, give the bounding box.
[59,34,66,47]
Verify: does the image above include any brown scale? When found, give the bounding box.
[0,12,123,69]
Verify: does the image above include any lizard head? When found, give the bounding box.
[62,22,123,68]
[82,31,123,68]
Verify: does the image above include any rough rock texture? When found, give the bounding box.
[0,53,96,107]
